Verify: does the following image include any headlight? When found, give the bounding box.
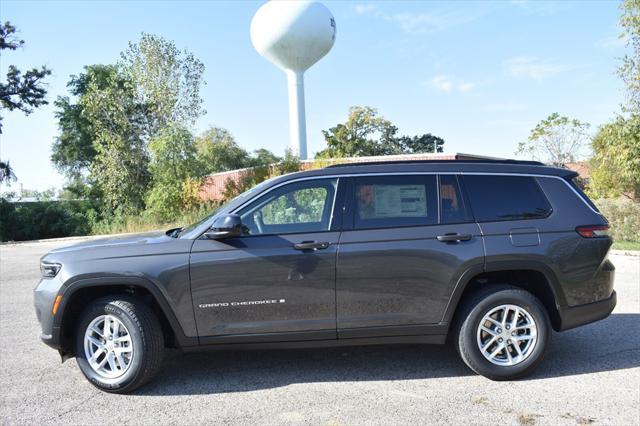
[40,262,62,278]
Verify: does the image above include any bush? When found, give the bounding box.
[0,199,95,242]
[89,202,219,236]
[594,198,640,243]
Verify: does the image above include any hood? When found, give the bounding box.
[48,230,171,254]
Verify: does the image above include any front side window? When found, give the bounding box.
[462,175,552,222]
[353,175,438,229]
[238,178,338,235]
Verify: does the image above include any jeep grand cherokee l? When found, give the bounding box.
[34,160,616,393]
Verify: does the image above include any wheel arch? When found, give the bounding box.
[55,277,198,355]
[443,261,566,331]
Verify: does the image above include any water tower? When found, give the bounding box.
[250,1,336,160]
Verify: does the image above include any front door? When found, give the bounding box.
[336,174,485,338]
[190,178,342,341]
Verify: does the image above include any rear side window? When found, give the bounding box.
[353,175,438,229]
[439,175,472,224]
[462,175,552,222]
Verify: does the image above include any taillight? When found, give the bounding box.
[576,225,610,238]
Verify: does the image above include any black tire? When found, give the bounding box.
[75,296,164,393]
[454,285,551,380]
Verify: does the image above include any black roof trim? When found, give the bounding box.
[326,159,545,168]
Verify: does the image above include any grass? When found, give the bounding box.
[612,241,640,251]
[90,209,213,236]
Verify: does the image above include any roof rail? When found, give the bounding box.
[325,159,546,168]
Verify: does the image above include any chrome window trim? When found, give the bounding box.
[228,172,601,217]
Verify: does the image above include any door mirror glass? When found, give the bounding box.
[204,214,243,239]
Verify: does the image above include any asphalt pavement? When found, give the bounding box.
[1,239,638,425]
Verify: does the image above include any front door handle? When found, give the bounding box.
[437,233,472,243]
[293,241,330,251]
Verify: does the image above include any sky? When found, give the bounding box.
[0,0,628,191]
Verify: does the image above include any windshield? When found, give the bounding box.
[177,176,281,237]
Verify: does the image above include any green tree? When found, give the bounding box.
[316,106,400,158]
[251,148,281,167]
[146,124,200,220]
[517,113,591,166]
[0,22,51,183]
[590,115,640,199]
[196,127,252,173]
[397,134,444,154]
[316,106,446,158]
[619,0,640,112]
[51,65,116,179]
[120,33,206,136]
[81,68,150,215]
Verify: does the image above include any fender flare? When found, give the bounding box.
[54,276,198,348]
[441,260,566,325]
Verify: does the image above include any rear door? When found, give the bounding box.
[335,174,485,338]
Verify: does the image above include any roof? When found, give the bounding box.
[283,160,577,180]
[326,159,544,168]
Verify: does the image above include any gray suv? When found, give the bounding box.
[34,160,616,393]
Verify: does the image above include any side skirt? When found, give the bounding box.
[190,325,448,352]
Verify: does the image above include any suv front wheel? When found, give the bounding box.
[75,296,165,393]
[455,285,551,380]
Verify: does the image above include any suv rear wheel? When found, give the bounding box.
[455,285,550,380]
[75,296,164,393]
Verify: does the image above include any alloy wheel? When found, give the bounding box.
[476,304,538,366]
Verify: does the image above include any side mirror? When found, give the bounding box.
[204,214,243,239]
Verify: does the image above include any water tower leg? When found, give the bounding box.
[286,71,307,160]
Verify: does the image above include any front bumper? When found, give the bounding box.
[34,276,64,350]
[557,290,617,331]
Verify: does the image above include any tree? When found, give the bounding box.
[316,106,400,158]
[590,114,640,199]
[195,127,252,173]
[146,124,200,220]
[0,21,51,186]
[589,0,640,200]
[397,134,444,154]
[81,68,150,215]
[619,0,640,112]
[0,160,16,184]
[517,113,590,166]
[251,148,281,167]
[316,106,446,158]
[51,65,116,179]
[120,33,206,136]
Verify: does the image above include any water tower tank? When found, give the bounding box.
[251,1,336,159]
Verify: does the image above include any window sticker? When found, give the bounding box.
[359,184,427,218]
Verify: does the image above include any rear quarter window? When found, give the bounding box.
[462,175,552,222]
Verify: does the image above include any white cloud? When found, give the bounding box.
[509,0,568,15]
[431,75,454,92]
[429,75,475,93]
[504,56,571,80]
[458,82,475,93]
[354,3,485,35]
[354,4,376,15]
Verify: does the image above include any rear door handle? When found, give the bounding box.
[437,233,472,243]
[293,241,330,250]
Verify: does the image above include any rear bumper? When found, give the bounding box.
[557,290,617,331]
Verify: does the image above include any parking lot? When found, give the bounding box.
[1,239,638,425]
